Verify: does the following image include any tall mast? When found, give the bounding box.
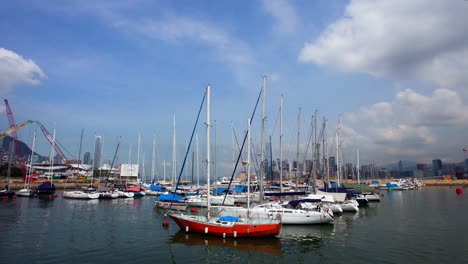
[324,119,330,186]
[296,108,301,191]
[25,124,38,189]
[137,132,141,179]
[206,85,211,218]
[172,113,176,187]
[214,119,217,181]
[313,110,317,194]
[196,134,199,188]
[76,128,84,186]
[260,75,266,201]
[247,117,251,208]
[357,148,360,185]
[279,95,283,193]
[151,134,156,182]
[336,115,342,186]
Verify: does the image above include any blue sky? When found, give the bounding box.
[1,0,468,178]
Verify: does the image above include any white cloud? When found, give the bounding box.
[0,48,46,95]
[342,88,468,163]
[262,0,299,33]
[298,0,468,88]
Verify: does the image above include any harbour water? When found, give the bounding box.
[1,187,466,263]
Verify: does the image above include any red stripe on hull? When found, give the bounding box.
[169,215,281,238]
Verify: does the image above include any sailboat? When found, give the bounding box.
[221,93,333,225]
[169,85,281,238]
[63,130,100,200]
[36,128,57,199]
[17,125,38,197]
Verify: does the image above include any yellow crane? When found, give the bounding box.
[0,120,34,141]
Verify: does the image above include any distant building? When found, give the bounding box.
[398,160,403,172]
[83,152,91,165]
[432,159,443,176]
[93,136,103,169]
[416,164,427,171]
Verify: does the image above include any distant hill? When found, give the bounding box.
[1,136,43,160]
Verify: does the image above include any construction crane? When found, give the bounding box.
[4,99,24,159]
[0,120,34,141]
[36,121,70,165]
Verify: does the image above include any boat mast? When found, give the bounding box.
[279,95,283,193]
[49,128,56,183]
[196,134,199,189]
[296,107,301,193]
[151,134,156,182]
[137,132,141,182]
[357,148,360,185]
[313,110,317,194]
[206,85,211,219]
[247,117,251,209]
[323,119,330,187]
[260,75,266,201]
[25,125,38,189]
[172,113,176,188]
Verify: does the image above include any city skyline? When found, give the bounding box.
[1,1,468,177]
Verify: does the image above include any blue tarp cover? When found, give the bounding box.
[156,193,184,202]
[150,185,166,191]
[214,188,231,195]
[217,216,239,222]
[234,186,247,193]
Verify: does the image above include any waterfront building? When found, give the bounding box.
[432,159,443,176]
[94,136,103,170]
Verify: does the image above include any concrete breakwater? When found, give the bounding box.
[0,179,100,191]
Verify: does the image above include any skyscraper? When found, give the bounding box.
[94,136,103,169]
[83,152,91,165]
[432,159,443,176]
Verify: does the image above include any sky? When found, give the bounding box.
[1,0,468,178]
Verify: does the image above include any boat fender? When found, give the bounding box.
[204,227,208,234]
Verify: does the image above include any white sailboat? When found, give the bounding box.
[17,124,37,197]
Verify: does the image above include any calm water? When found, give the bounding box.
[1,187,467,263]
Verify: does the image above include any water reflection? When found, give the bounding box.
[279,224,334,254]
[169,230,282,256]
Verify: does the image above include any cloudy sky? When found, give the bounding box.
[1,0,468,178]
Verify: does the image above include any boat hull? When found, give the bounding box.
[16,189,34,197]
[168,214,281,238]
[63,191,100,199]
[154,201,188,211]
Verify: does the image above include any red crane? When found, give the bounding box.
[4,99,23,161]
[36,121,70,165]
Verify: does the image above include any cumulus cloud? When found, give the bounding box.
[346,88,468,127]
[342,88,468,162]
[298,0,468,88]
[262,0,299,33]
[0,48,46,95]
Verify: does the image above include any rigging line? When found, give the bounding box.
[251,138,260,177]
[232,126,247,173]
[222,86,263,206]
[301,115,314,165]
[170,89,207,210]
[105,137,121,187]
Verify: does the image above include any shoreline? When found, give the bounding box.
[1,178,467,191]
